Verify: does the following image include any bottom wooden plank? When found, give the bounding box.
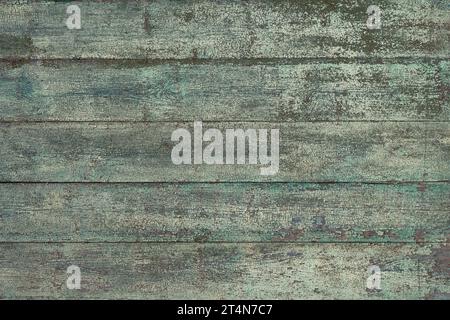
[0,243,448,299]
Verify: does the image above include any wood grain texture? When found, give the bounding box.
[0,0,449,300]
[0,182,448,243]
[0,122,448,182]
[0,243,448,299]
[0,60,448,121]
[0,0,448,59]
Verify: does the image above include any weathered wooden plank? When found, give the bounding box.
[0,122,448,182]
[0,182,448,242]
[1,60,448,121]
[0,0,448,59]
[0,243,447,299]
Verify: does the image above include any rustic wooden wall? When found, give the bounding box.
[0,0,448,299]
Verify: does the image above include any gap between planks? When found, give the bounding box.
[0,241,446,244]
[0,57,448,65]
[0,181,448,184]
[1,120,450,124]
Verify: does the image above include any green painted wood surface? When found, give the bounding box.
[0,0,448,59]
[0,0,449,299]
[1,182,448,242]
[0,122,448,182]
[0,60,448,121]
[0,243,448,299]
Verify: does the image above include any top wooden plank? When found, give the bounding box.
[0,0,448,59]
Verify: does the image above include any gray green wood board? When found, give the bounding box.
[0,0,448,299]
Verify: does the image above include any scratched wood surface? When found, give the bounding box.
[0,0,449,299]
[1,122,449,182]
[0,243,448,299]
[0,183,448,242]
[0,0,449,59]
[0,60,448,121]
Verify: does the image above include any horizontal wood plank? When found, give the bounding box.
[0,122,448,182]
[0,0,448,59]
[0,243,447,299]
[1,60,448,121]
[0,182,448,242]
